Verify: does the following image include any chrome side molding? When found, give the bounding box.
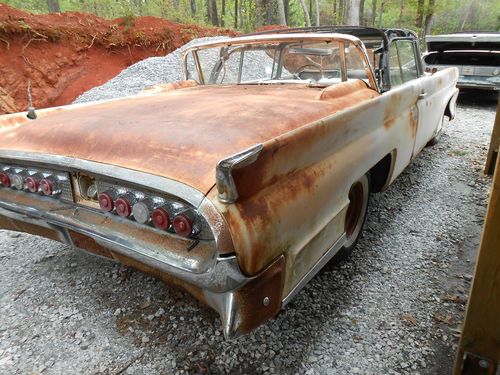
[216,144,263,204]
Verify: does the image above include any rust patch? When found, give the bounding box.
[384,117,397,130]
[68,230,114,259]
[0,214,62,242]
[409,106,418,140]
[233,255,285,334]
[227,159,330,275]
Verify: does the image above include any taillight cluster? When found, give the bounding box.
[97,188,201,238]
[0,165,70,200]
[0,164,209,240]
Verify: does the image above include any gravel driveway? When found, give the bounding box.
[0,86,497,374]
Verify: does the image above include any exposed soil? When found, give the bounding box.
[0,4,234,114]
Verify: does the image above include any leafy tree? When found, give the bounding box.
[2,0,499,33]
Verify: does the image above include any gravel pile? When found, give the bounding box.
[74,36,227,103]
[1,36,497,374]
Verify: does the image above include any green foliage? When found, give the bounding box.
[1,0,499,33]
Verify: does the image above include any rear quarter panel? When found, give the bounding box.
[209,82,428,297]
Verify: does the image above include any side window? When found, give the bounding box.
[185,51,200,83]
[389,40,419,87]
[389,44,403,86]
[345,43,370,84]
[397,40,419,82]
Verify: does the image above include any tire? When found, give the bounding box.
[427,115,444,146]
[336,173,370,259]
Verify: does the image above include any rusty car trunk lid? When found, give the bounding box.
[0,84,377,196]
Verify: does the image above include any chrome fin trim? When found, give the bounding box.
[216,144,263,204]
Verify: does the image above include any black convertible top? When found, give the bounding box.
[246,26,418,51]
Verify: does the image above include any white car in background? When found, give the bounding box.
[423,33,500,91]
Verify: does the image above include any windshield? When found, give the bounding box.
[184,39,373,87]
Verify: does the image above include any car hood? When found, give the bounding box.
[0,84,375,196]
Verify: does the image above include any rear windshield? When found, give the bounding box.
[424,51,500,66]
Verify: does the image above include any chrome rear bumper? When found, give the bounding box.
[0,190,285,338]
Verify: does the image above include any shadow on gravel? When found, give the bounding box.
[457,89,498,109]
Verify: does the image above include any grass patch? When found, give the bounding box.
[451,150,468,157]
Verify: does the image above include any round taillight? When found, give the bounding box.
[11,174,25,190]
[98,192,114,212]
[173,213,193,237]
[0,172,10,187]
[40,178,55,195]
[132,199,153,224]
[115,197,133,218]
[26,176,39,193]
[151,207,170,230]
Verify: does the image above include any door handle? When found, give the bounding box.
[418,92,428,100]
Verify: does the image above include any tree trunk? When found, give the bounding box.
[239,0,243,28]
[398,0,404,27]
[415,0,425,28]
[221,0,226,26]
[47,0,61,12]
[299,0,311,26]
[277,0,287,26]
[423,0,436,36]
[190,0,197,15]
[359,0,365,25]
[234,0,238,28]
[347,0,360,25]
[371,0,377,27]
[338,0,344,24]
[266,0,274,25]
[284,0,290,23]
[314,0,320,26]
[206,0,211,24]
[333,0,337,24]
[255,0,266,29]
[460,1,474,31]
[378,0,385,29]
[210,0,219,26]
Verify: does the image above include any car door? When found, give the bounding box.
[389,39,442,157]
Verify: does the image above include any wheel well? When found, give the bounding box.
[369,153,393,193]
[444,101,453,120]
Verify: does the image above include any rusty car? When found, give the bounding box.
[0,26,459,338]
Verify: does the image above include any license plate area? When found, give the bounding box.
[462,66,474,75]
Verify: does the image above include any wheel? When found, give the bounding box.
[427,115,444,146]
[337,173,370,259]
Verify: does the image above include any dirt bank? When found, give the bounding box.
[0,4,234,114]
